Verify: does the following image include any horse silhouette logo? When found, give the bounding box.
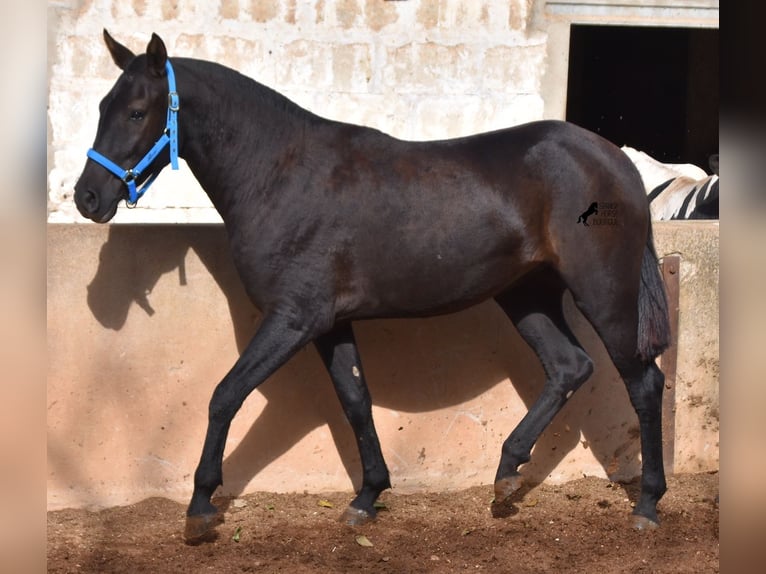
[577,202,598,226]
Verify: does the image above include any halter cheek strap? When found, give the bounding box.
[86,60,180,206]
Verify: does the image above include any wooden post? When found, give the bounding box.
[660,254,681,476]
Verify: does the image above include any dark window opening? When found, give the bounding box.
[566,25,719,173]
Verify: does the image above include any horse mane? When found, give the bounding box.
[176,56,324,126]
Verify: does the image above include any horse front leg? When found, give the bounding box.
[184,311,314,542]
[314,322,391,525]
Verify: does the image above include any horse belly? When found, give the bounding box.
[346,230,539,319]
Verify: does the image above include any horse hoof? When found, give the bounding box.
[339,506,375,526]
[632,514,660,531]
[494,474,525,503]
[184,512,223,543]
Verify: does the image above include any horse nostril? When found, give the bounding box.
[81,189,100,214]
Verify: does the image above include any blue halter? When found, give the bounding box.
[86,60,180,206]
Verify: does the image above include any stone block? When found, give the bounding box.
[482,44,546,94]
[383,42,480,95]
[331,43,373,92]
[335,0,362,29]
[276,40,333,89]
[161,0,180,20]
[364,0,399,32]
[248,0,279,23]
[219,0,239,20]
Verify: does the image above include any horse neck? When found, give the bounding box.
[175,58,313,223]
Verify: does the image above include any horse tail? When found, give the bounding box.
[636,224,671,361]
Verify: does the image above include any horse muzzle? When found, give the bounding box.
[74,184,121,223]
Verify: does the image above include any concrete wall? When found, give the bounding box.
[47,221,718,510]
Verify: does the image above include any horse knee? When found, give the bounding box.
[207,375,251,424]
[342,399,373,431]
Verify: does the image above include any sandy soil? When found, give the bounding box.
[48,471,718,573]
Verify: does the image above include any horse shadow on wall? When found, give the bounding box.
[86,225,645,500]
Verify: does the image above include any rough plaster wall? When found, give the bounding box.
[654,223,720,474]
[46,222,719,510]
[48,0,547,223]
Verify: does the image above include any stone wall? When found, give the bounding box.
[48,0,548,223]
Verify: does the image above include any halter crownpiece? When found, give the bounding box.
[86,60,180,206]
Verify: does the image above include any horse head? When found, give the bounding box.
[74,30,176,223]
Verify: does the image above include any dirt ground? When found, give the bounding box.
[48,471,718,573]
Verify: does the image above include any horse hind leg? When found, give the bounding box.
[574,323,666,528]
[619,360,666,528]
[493,269,594,504]
[560,248,669,528]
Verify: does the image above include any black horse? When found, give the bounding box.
[74,31,670,542]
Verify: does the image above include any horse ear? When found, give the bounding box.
[146,33,168,77]
[103,29,135,71]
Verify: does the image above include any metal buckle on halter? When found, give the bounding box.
[168,92,180,112]
[122,169,136,183]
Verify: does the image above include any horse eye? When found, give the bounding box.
[129,110,145,121]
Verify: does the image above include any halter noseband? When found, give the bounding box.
[86,60,180,206]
